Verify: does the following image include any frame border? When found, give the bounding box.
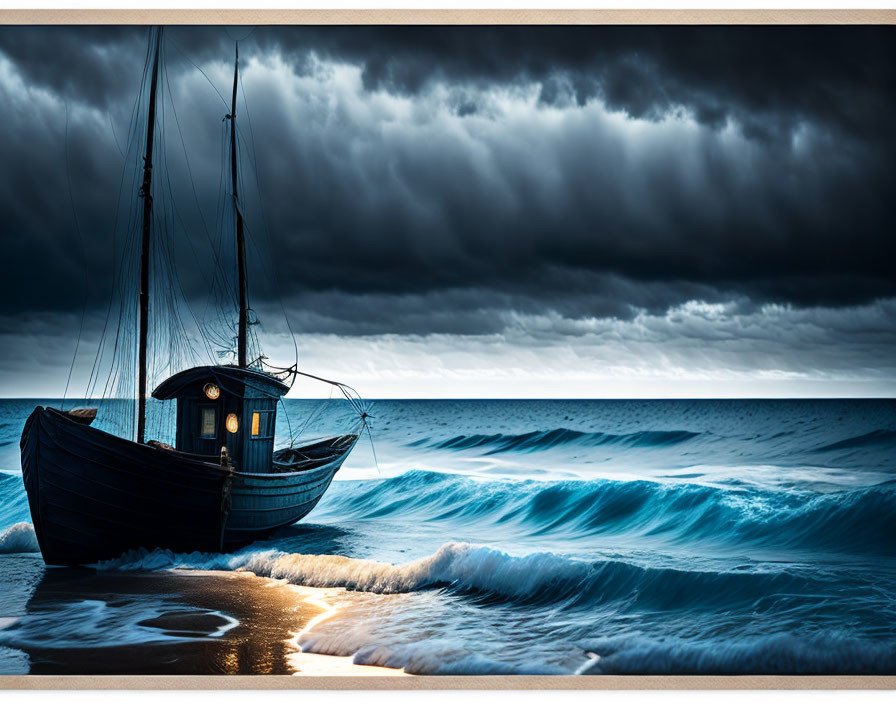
[0,7,893,691]
[2,674,896,689]
[0,9,895,24]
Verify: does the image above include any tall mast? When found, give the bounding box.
[230,43,249,368]
[137,26,162,445]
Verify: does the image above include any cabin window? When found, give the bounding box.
[250,410,273,440]
[200,407,216,438]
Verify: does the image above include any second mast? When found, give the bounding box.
[230,43,249,369]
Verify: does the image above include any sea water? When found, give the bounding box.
[0,398,894,674]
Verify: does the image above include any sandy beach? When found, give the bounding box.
[1,562,404,676]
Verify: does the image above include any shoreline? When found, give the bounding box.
[0,562,405,676]
[282,579,408,676]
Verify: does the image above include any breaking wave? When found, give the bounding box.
[97,540,860,613]
[0,522,38,554]
[318,470,896,556]
[97,540,895,674]
[0,472,29,531]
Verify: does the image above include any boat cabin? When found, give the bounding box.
[152,365,289,472]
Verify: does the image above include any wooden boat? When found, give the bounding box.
[19,28,360,566]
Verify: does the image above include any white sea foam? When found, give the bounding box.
[98,542,591,600]
[238,543,588,597]
[0,596,239,650]
[299,628,558,675]
[0,522,38,554]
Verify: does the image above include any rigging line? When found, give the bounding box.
[99,272,131,402]
[162,59,215,251]
[165,33,230,110]
[238,72,300,374]
[202,129,240,360]
[292,385,333,445]
[62,100,90,411]
[278,395,294,445]
[290,369,366,418]
[158,66,219,364]
[153,138,204,376]
[225,26,258,42]
[154,166,205,367]
[108,111,126,160]
[91,131,146,406]
[86,40,150,400]
[363,421,381,476]
[167,109,228,324]
[100,134,144,405]
[201,121,237,348]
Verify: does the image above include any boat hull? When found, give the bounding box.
[20,406,356,566]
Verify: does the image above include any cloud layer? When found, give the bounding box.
[0,26,893,396]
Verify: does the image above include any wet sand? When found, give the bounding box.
[5,565,404,676]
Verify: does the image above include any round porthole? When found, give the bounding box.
[204,383,220,400]
[225,413,239,433]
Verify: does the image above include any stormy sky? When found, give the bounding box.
[0,25,894,398]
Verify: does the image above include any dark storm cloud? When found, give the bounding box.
[6,25,893,136]
[0,24,894,338]
[0,26,145,105]
[263,26,896,143]
[268,276,730,337]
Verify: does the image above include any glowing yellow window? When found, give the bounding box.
[251,412,260,436]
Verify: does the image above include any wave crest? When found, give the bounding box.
[813,429,896,453]
[0,522,38,554]
[99,541,830,613]
[418,428,701,454]
[320,470,896,556]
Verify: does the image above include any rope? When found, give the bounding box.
[166,33,230,111]
[225,26,258,42]
[62,100,90,412]
[218,462,233,552]
[108,111,126,159]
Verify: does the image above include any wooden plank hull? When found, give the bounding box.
[19,406,357,566]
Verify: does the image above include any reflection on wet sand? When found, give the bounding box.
[1,564,402,675]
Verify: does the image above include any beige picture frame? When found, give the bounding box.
[0,8,893,692]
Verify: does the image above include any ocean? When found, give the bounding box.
[1,398,894,675]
